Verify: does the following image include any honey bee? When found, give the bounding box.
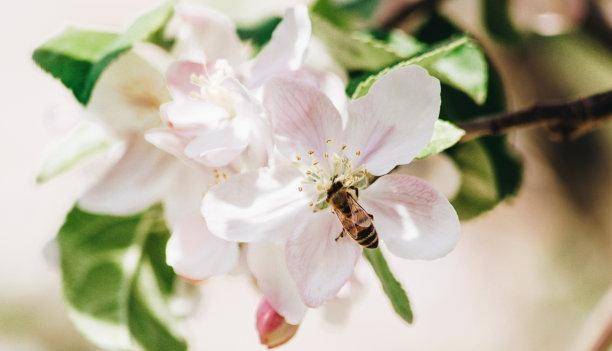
[327,182,378,249]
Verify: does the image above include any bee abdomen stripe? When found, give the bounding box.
[355,227,373,240]
[358,231,378,247]
[366,237,379,249]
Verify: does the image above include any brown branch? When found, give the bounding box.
[458,90,612,142]
[378,0,442,31]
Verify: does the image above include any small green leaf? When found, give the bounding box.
[481,0,522,44]
[311,0,380,29]
[427,39,488,104]
[364,248,413,324]
[237,17,282,52]
[385,30,426,58]
[37,121,118,184]
[311,14,403,71]
[417,120,465,159]
[33,1,174,105]
[441,63,523,219]
[351,36,487,103]
[58,205,187,351]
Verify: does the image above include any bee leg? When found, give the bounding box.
[334,231,345,242]
[369,213,374,220]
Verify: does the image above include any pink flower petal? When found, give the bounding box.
[255,299,300,349]
[345,65,441,175]
[166,60,206,100]
[175,2,246,66]
[360,173,460,259]
[285,211,362,308]
[161,100,229,130]
[184,123,248,168]
[263,77,344,161]
[248,243,307,324]
[166,213,239,281]
[248,5,311,87]
[79,136,178,215]
[201,165,311,243]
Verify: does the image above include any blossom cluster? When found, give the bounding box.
[56,3,460,347]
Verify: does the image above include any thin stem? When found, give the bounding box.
[378,0,442,31]
[458,90,612,141]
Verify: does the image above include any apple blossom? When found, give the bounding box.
[202,65,461,308]
[256,299,299,349]
[146,4,312,172]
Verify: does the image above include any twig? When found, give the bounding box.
[378,0,442,31]
[458,90,612,141]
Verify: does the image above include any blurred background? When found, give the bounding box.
[1,0,610,350]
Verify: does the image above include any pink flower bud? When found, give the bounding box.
[256,299,299,349]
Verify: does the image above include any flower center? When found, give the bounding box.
[294,140,368,211]
[190,60,237,117]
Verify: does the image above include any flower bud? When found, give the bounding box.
[256,299,299,349]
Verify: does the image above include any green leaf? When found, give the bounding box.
[312,14,404,71]
[351,36,487,103]
[441,64,523,219]
[446,137,522,219]
[311,0,380,30]
[33,1,174,105]
[363,248,413,324]
[237,17,282,52]
[385,30,426,58]
[481,0,522,44]
[36,121,118,184]
[57,205,187,351]
[417,120,465,159]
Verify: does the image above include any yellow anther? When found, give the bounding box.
[326,139,333,144]
[307,150,315,156]
[355,150,361,156]
[324,152,329,159]
[298,187,303,192]
[341,144,348,151]
[296,154,302,161]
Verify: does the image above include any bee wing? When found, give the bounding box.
[339,196,371,240]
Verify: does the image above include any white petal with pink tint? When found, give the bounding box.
[184,125,248,168]
[166,213,239,281]
[88,50,171,134]
[263,77,343,160]
[285,211,362,307]
[345,65,441,175]
[202,165,311,243]
[248,243,307,324]
[161,100,228,130]
[175,2,246,66]
[360,174,460,260]
[79,136,178,215]
[166,60,206,100]
[249,5,311,87]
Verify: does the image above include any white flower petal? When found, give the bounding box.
[184,124,248,168]
[166,60,206,100]
[286,211,362,308]
[79,136,178,215]
[345,65,441,175]
[166,213,239,281]
[202,165,311,243]
[263,77,343,160]
[88,50,171,133]
[161,100,229,130]
[175,2,246,66]
[247,243,307,324]
[248,5,311,87]
[360,174,460,260]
